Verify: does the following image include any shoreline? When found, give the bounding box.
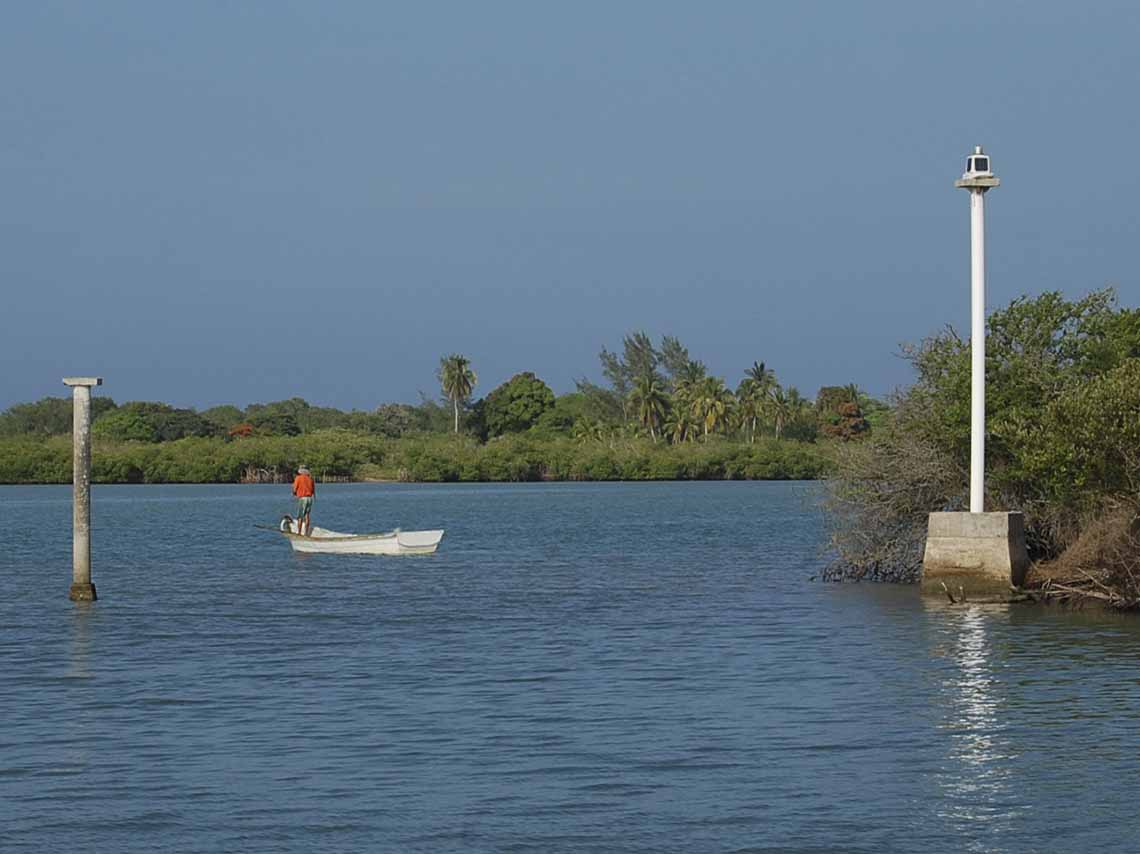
[0,474,826,487]
[0,433,835,486]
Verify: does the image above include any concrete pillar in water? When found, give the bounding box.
[63,377,102,602]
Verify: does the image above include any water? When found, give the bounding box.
[3,482,1140,852]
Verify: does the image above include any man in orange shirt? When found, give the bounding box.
[292,465,316,536]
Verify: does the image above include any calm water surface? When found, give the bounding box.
[3,482,1140,852]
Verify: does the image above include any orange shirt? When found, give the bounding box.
[292,473,315,497]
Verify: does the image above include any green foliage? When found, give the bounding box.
[0,396,117,437]
[531,392,593,437]
[599,332,663,418]
[906,289,1140,465]
[200,405,245,432]
[1004,358,1140,513]
[826,288,1140,581]
[245,398,348,433]
[903,289,1140,510]
[0,431,831,485]
[92,408,160,442]
[413,396,458,434]
[690,376,733,438]
[1,335,837,486]
[571,380,624,425]
[0,437,73,481]
[858,394,891,432]
[659,336,693,387]
[203,398,432,438]
[438,354,478,434]
[736,362,775,443]
[479,372,556,438]
[247,409,302,436]
[629,373,668,442]
[92,402,216,442]
[367,403,420,437]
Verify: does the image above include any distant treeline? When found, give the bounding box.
[0,396,447,442]
[0,333,883,483]
[0,433,831,484]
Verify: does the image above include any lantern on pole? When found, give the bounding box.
[954,146,999,513]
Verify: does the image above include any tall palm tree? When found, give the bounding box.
[788,386,812,437]
[744,361,776,396]
[737,362,777,443]
[735,392,764,443]
[664,411,693,445]
[630,373,668,443]
[437,354,477,434]
[769,384,791,439]
[691,376,732,439]
[670,361,703,407]
[675,359,707,391]
[787,386,809,419]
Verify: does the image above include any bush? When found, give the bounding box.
[0,396,117,437]
[93,402,216,442]
[824,289,1140,583]
[478,373,556,438]
[0,430,831,485]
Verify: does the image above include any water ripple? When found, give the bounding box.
[4,482,1140,852]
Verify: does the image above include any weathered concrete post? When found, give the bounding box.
[922,149,1028,601]
[63,377,102,602]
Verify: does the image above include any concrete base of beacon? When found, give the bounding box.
[921,512,1029,601]
[69,583,97,602]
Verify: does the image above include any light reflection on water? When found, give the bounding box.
[933,606,1019,847]
[3,482,1140,853]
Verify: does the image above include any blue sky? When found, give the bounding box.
[3,1,1139,411]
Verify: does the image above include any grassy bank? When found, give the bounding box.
[0,431,832,485]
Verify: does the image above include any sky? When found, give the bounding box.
[3,0,1139,411]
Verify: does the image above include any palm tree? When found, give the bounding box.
[572,418,607,444]
[629,373,668,443]
[664,411,691,445]
[671,361,704,409]
[735,392,764,443]
[744,361,776,396]
[690,376,732,439]
[769,384,791,439]
[674,359,707,391]
[787,386,809,419]
[437,354,477,434]
[737,361,777,443]
[787,386,812,438]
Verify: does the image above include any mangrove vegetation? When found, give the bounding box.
[824,288,1140,608]
[0,336,877,484]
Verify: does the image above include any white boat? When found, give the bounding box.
[279,520,444,555]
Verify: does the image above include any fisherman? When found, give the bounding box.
[292,465,316,536]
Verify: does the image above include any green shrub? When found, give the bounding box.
[0,431,830,484]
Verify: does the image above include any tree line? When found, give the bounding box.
[437,335,883,445]
[1,339,881,448]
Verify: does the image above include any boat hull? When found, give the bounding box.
[282,528,444,555]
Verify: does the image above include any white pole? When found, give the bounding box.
[969,189,986,513]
